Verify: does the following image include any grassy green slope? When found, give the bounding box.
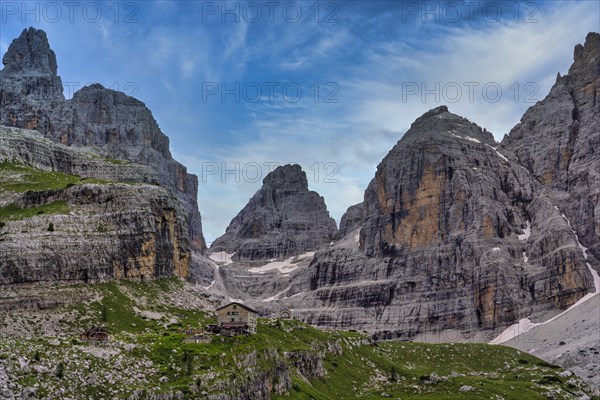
[0,280,595,400]
[0,161,106,193]
[0,161,111,222]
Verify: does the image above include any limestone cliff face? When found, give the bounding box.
[210,164,337,262]
[218,105,596,341]
[0,127,191,284]
[0,27,205,252]
[0,127,160,185]
[0,27,201,284]
[502,32,600,265]
[295,107,592,338]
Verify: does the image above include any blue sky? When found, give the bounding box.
[1,1,599,243]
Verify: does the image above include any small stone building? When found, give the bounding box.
[183,335,212,344]
[216,302,258,335]
[279,309,293,319]
[80,327,110,342]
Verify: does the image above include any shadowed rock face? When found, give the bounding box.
[502,32,600,265]
[0,27,205,252]
[336,203,363,239]
[210,164,337,262]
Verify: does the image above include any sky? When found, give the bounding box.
[1,0,599,243]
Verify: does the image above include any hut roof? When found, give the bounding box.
[216,302,258,314]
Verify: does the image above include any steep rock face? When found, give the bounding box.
[354,106,594,333]
[66,84,171,158]
[210,164,337,262]
[336,203,363,239]
[232,107,595,341]
[0,28,205,252]
[0,184,191,284]
[0,127,192,284]
[502,32,600,264]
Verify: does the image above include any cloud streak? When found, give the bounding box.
[2,1,597,243]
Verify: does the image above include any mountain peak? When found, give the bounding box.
[210,163,336,261]
[263,164,308,191]
[402,106,495,145]
[411,105,461,127]
[1,27,58,76]
[568,31,600,81]
[574,32,600,63]
[424,105,449,116]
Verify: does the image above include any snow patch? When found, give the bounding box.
[263,285,292,302]
[522,252,529,263]
[203,279,216,290]
[209,251,235,265]
[517,221,531,241]
[249,251,315,274]
[451,133,481,144]
[485,144,509,162]
[492,247,501,252]
[490,318,539,344]
[228,298,244,303]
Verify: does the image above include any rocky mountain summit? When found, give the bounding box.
[0,27,205,251]
[212,34,600,347]
[203,33,600,389]
[210,164,337,262]
[3,27,597,343]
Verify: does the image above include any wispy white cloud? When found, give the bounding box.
[92,18,112,44]
[187,1,599,241]
[343,1,599,137]
[4,1,595,243]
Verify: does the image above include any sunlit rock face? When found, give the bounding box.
[290,105,592,338]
